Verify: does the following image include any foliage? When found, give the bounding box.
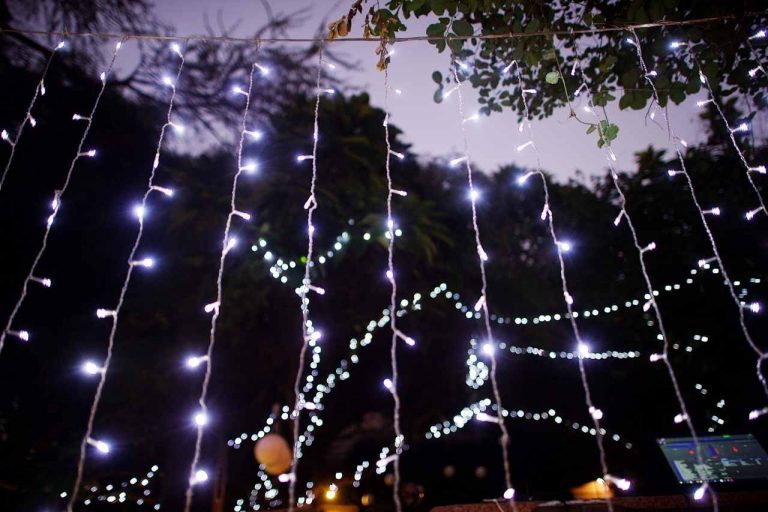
[330,0,768,120]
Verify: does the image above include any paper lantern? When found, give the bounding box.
[254,434,292,475]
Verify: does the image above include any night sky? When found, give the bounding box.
[148,0,744,181]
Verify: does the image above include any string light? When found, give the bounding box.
[0,39,124,361]
[630,29,768,424]
[65,40,183,512]
[570,31,717,502]
[0,41,66,194]
[508,59,614,510]
[451,62,513,503]
[183,57,262,512]
[289,48,326,512]
[687,53,767,221]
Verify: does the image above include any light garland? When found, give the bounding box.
[630,29,768,423]
[683,50,767,221]
[509,60,615,511]
[569,33,714,505]
[289,48,326,512]
[450,62,514,502]
[78,464,161,508]
[382,55,411,512]
[0,41,66,194]
[424,399,632,450]
[0,39,124,359]
[66,41,184,512]
[183,58,266,512]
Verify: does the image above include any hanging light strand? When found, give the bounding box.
[569,31,716,506]
[630,29,768,417]
[509,59,613,512]
[183,57,261,512]
[383,63,405,512]
[686,51,767,219]
[66,43,187,512]
[451,66,514,502]
[289,47,325,512]
[0,39,125,359]
[0,41,66,194]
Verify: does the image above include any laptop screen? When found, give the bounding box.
[658,434,768,483]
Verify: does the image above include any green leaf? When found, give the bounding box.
[448,37,464,53]
[452,19,473,37]
[603,123,619,141]
[545,71,560,84]
[426,22,446,38]
[430,0,449,14]
[432,70,443,84]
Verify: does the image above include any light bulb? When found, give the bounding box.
[503,488,515,500]
[194,411,208,427]
[192,469,208,484]
[82,360,104,375]
[186,355,208,369]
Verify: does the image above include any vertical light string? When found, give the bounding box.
[567,34,717,505]
[0,41,66,194]
[383,63,403,512]
[0,39,125,358]
[509,61,613,512]
[686,51,767,218]
[288,47,324,512]
[65,41,185,512]
[451,66,514,502]
[183,58,263,512]
[630,29,768,421]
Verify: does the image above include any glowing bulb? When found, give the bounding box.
[8,330,29,341]
[240,161,257,174]
[674,413,688,424]
[746,207,763,220]
[449,156,468,167]
[475,412,500,423]
[517,171,535,185]
[192,469,208,484]
[278,473,292,483]
[170,42,183,56]
[130,257,155,268]
[746,302,761,313]
[224,237,238,254]
[503,488,515,500]
[589,406,603,420]
[481,342,494,356]
[383,378,393,390]
[731,123,749,133]
[556,241,572,252]
[56,41,67,50]
[703,207,721,216]
[87,437,111,454]
[150,185,174,197]
[82,361,104,375]
[96,308,116,318]
[297,155,314,163]
[161,76,174,87]
[245,130,263,141]
[133,204,146,220]
[1,130,9,142]
[693,483,707,501]
[578,343,590,357]
[186,355,208,369]
[325,484,338,500]
[750,30,766,39]
[669,40,684,49]
[194,411,208,427]
[232,86,248,96]
[469,189,480,201]
[516,141,534,152]
[232,210,252,221]
[749,166,766,174]
[204,301,220,314]
[307,331,322,343]
[81,149,97,158]
[255,63,270,76]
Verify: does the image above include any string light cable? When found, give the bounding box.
[450,62,515,504]
[66,40,184,512]
[382,53,416,512]
[629,28,768,425]
[0,39,125,358]
[289,47,327,512]
[0,40,66,194]
[683,48,767,220]
[0,15,752,46]
[508,59,615,512]
[183,56,266,512]
[567,31,717,506]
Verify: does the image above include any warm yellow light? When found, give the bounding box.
[325,484,338,501]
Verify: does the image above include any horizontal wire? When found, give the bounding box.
[0,14,749,46]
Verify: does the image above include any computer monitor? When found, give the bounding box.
[658,434,768,483]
